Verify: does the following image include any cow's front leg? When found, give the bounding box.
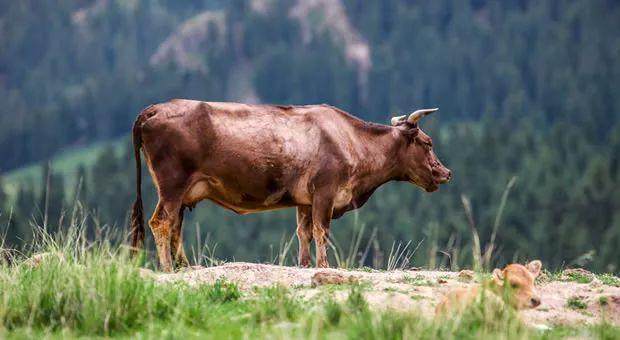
[170,206,190,268]
[311,194,334,268]
[296,206,313,267]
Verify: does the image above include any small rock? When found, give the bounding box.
[458,270,475,282]
[589,278,603,288]
[311,271,357,287]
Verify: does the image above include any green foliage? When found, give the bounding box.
[324,298,343,326]
[0,251,245,335]
[0,226,618,338]
[251,285,302,323]
[1,0,620,274]
[206,279,242,303]
[562,272,594,284]
[598,274,620,287]
[403,275,435,287]
[566,296,588,310]
[345,284,370,315]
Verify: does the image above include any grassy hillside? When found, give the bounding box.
[3,138,128,199]
[1,224,619,339]
[1,0,619,274]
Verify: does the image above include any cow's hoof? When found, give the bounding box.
[316,261,330,268]
[176,265,205,273]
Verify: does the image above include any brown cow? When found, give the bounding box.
[130,100,451,272]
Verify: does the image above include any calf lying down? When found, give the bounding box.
[436,260,543,315]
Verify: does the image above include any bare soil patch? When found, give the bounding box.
[142,262,620,326]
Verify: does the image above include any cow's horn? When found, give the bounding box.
[407,108,439,124]
[391,115,407,126]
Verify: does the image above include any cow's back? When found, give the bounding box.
[204,101,325,164]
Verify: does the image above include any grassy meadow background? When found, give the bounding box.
[1,0,619,274]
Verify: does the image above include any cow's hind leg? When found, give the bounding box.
[170,206,190,268]
[149,199,181,272]
[296,206,313,267]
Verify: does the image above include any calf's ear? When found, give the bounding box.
[492,268,505,286]
[525,260,542,278]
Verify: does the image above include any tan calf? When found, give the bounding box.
[436,260,543,315]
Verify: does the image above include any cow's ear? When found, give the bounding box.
[492,268,505,286]
[401,125,419,140]
[525,260,542,278]
[391,115,407,126]
[391,114,419,132]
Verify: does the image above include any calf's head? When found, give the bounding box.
[492,260,543,309]
[391,108,451,192]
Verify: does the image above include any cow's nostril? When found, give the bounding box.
[531,297,541,307]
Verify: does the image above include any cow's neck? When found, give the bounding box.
[352,126,406,193]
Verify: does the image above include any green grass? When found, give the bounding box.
[0,227,619,339]
[566,296,588,310]
[598,274,620,287]
[542,270,620,288]
[561,272,593,284]
[403,274,435,286]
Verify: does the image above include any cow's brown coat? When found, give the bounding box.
[130,99,450,272]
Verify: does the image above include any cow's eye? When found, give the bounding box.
[510,282,520,289]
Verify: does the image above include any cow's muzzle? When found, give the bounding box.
[437,169,452,184]
[425,167,451,192]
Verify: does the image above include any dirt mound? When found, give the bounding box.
[142,262,620,327]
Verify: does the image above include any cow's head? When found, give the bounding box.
[391,108,451,192]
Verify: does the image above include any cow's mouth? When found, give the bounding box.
[409,179,439,192]
[425,174,451,192]
[425,183,439,192]
[437,176,450,185]
[434,170,452,185]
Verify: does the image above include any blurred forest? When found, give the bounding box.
[0,0,619,272]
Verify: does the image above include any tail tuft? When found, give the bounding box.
[130,198,144,253]
[130,112,146,256]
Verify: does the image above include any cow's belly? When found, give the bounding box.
[182,175,357,214]
[182,177,308,214]
[333,185,354,209]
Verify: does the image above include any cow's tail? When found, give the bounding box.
[130,112,146,256]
